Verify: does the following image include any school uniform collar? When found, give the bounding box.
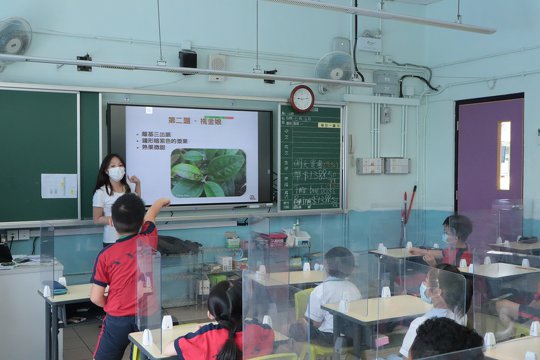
[116,233,137,243]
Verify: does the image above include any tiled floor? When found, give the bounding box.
[62,306,208,360]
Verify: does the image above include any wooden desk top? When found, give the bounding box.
[459,262,540,279]
[369,248,423,259]
[484,336,540,360]
[39,283,93,305]
[489,241,540,252]
[129,322,289,360]
[251,270,326,286]
[322,294,432,325]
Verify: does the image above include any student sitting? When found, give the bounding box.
[90,194,170,360]
[164,279,275,360]
[409,317,484,359]
[494,282,540,339]
[288,246,362,346]
[400,264,473,358]
[410,214,473,267]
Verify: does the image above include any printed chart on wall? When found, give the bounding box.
[279,105,343,211]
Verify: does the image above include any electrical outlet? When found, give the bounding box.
[18,229,30,240]
[7,230,18,241]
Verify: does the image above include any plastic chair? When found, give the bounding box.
[294,288,337,360]
[250,353,298,360]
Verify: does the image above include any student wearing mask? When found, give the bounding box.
[399,264,473,358]
[410,214,473,267]
[93,153,141,247]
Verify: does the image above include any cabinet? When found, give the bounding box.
[0,263,63,360]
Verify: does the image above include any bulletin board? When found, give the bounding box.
[278,105,343,211]
[0,89,100,223]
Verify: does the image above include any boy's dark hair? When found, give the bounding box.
[325,247,355,278]
[208,280,243,360]
[111,193,145,235]
[432,264,473,318]
[410,317,484,359]
[443,214,473,242]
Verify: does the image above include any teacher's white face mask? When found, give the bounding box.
[108,166,125,182]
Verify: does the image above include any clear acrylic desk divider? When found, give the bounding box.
[473,246,540,341]
[39,222,59,298]
[374,261,467,360]
[412,347,485,359]
[242,271,301,358]
[136,237,162,353]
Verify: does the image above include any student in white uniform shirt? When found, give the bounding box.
[92,154,141,247]
[399,263,472,359]
[288,246,362,346]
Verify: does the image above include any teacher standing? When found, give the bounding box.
[92,153,141,247]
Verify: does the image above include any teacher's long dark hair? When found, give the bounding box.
[208,280,243,360]
[93,153,131,196]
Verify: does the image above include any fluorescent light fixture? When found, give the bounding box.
[0,53,375,88]
[264,0,496,34]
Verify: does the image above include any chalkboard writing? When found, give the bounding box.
[279,105,342,211]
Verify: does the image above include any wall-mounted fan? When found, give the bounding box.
[315,51,354,94]
[0,17,32,71]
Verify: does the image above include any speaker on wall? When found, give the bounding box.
[208,54,226,82]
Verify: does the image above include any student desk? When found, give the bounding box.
[250,270,326,287]
[322,294,432,356]
[461,262,540,300]
[460,262,540,278]
[484,336,540,360]
[128,322,289,360]
[369,247,424,259]
[489,241,540,255]
[40,283,95,360]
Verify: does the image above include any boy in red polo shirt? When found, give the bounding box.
[90,193,170,360]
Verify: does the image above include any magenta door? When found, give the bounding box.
[456,94,524,244]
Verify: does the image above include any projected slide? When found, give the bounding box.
[125,106,259,205]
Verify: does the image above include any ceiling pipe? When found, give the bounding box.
[264,0,496,35]
[0,53,376,88]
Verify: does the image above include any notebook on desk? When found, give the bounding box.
[0,243,13,263]
[42,280,68,295]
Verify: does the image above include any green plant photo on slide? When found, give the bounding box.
[170,148,247,198]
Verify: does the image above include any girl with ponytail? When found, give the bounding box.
[164,280,274,359]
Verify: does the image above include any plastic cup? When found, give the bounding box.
[484,256,492,265]
[259,265,266,274]
[496,236,503,244]
[377,243,385,251]
[339,299,349,313]
[406,241,413,249]
[459,259,468,268]
[530,321,539,336]
[381,286,391,298]
[42,285,51,297]
[433,243,440,249]
[314,263,321,271]
[303,262,311,272]
[262,315,273,327]
[58,276,67,287]
[483,332,496,347]
[504,240,510,247]
[525,352,537,360]
[468,264,474,273]
[142,329,153,346]
[522,259,531,267]
[161,315,173,330]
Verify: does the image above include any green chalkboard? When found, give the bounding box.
[0,89,99,223]
[279,105,342,211]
